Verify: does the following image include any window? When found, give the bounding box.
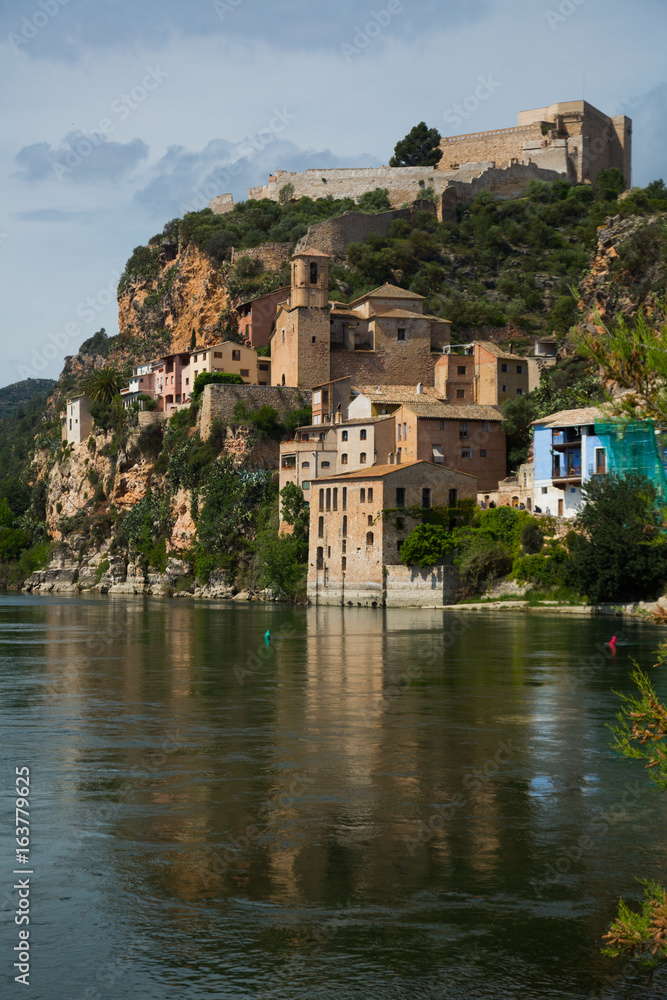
[482,421,490,432]
[360,429,367,441]
[328,546,331,558]
[448,489,458,506]
[516,388,524,396]
[397,448,402,463]
[456,389,465,399]
[281,375,286,386]
[396,517,405,530]
[342,539,347,553]
[240,369,249,377]
[313,390,321,405]
[342,557,347,572]
[342,430,348,441]
[440,420,446,430]
[397,424,402,441]
[516,365,524,374]
[502,385,508,393]
[480,449,487,457]
[422,488,431,508]
[281,455,296,470]
[232,350,241,361]
[321,461,330,469]
[312,336,316,344]
[462,447,472,458]
[501,363,508,373]
[319,489,324,512]
[360,489,366,503]
[342,516,348,537]
[596,448,607,474]
[366,531,374,546]
[193,354,198,362]
[403,422,407,439]
[341,453,348,465]
[360,452,367,464]
[367,488,373,503]
[302,461,310,469]
[457,365,467,375]
[333,488,338,511]
[397,540,404,554]
[541,487,548,495]
[302,481,310,490]
[326,488,331,511]
[368,514,373,526]
[310,262,318,284]
[318,517,324,538]
[459,421,469,439]
[317,547,324,569]
[397,328,406,342]
[282,329,285,343]
[214,351,222,358]
[342,488,347,511]
[185,378,189,385]
[259,363,269,371]
[396,488,406,508]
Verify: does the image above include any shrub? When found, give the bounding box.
[137,421,164,460]
[192,371,244,399]
[457,538,513,593]
[400,524,456,569]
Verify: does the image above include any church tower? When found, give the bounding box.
[271,250,332,389]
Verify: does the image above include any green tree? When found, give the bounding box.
[83,367,124,403]
[0,497,14,528]
[280,483,309,555]
[601,660,667,980]
[390,122,443,167]
[399,523,456,569]
[596,167,626,201]
[567,473,667,603]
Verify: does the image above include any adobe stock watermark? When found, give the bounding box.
[180,108,297,215]
[443,75,503,133]
[7,0,71,54]
[17,268,122,380]
[212,0,245,21]
[52,66,168,181]
[340,1,408,64]
[545,0,587,31]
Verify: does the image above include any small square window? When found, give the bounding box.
[360,429,367,440]
[240,369,249,377]
[502,385,508,392]
[501,363,508,373]
[397,328,406,342]
[462,447,472,459]
[480,449,487,457]
[516,365,524,374]
[457,365,467,375]
[516,388,524,396]
[456,389,465,399]
[232,350,241,361]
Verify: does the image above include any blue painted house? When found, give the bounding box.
[532,407,608,517]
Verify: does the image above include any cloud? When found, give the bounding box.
[1,0,489,61]
[14,208,99,222]
[134,136,379,219]
[14,132,149,183]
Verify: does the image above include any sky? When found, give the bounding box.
[1,0,666,384]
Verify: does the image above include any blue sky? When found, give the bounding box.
[1,0,666,382]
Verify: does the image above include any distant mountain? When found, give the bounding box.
[0,378,57,420]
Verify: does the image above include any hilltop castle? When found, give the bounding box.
[210,100,631,218]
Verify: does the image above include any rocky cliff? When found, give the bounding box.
[117,243,231,352]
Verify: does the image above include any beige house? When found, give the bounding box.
[278,415,395,528]
[308,461,477,606]
[435,342,529,408]
[62,394,93,446]
[180,343,269,400]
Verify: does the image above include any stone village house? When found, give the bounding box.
[307,461,477,607]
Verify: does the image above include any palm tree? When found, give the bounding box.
[83,367,124,403]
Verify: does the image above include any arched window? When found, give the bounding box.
[281,374,286,386]
[319,489,324,512]
[342,515,348,537]
[366,531,374,546]
[367,488,373,503]
[360,452,367,464]
[360,488,366,503]
[316,546,324,569]
[368,514,373,526]
[318,516,324,538]
[360,428,367,440]
[341,453,348,465]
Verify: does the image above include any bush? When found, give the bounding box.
[137,421,164,460]
[400,524,456,569]
[457,537,513,593]
[192,371,244,399]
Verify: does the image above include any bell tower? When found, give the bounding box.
[291,251,330,308]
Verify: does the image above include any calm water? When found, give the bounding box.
[1,594,666,1000]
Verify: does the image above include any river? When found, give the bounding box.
[0,593,666,999]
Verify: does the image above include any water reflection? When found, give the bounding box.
[0,595,666,999]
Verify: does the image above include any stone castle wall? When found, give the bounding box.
[439,124,544,169]
[329,348,438,387]
[294,203,436,258]
[199,383,311,439]
[230,243,292,270]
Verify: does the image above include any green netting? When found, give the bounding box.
[594,420,667,501]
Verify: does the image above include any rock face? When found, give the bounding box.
[579,214,667,324]
[117,244,230,352]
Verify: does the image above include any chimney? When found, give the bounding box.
[416,382,424,395]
